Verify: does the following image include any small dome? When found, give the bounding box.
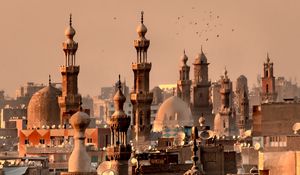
[136,23,147,37]
[64,25,76,38]
[70,110,90,132]
[237,75,247,81]
[27,85,61,129]
[64,14,76,39]
[194,52,207,64]
[153,96,193,132]
[180,50,188,66]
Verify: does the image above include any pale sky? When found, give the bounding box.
[1,0,300,97]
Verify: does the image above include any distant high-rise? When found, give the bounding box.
[58,15,82,125]
[261,53,277,102]
[130,12,153,145]
[191,47,212,126]
[177,50,192,105]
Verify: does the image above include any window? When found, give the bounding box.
[25,139,29,145]
[87,138,93,143]
[40,139,45,144]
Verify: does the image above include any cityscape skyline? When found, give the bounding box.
[1,0,300,97]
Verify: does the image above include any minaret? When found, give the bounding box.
[220,68,231,110]
[214,68,233,136]
[191,47,212,126]
[61,105,96,175]
[177,50,192,105]
[261,53,277,102]
[236,75,249,135]
[104,75,131,175]
[130,11,153,145]
[58,14,82,125]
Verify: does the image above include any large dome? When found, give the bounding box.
[27,85,61,129]
[153,96,193,132]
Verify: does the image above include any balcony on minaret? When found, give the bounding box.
[132,62,152,70]
[130,92,153,104]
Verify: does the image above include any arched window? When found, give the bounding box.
[266,84,269,93]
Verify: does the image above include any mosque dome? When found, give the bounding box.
[64,14,76,39]
[27,84,61,129]
[194,51,207,64]
[180,50,188,66]
[153,96,193,132]
[136,23,147,36]
[65,25,76,38]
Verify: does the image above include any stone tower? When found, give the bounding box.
[102,75,131,175]
[191,47,212,127]
[261,53,277,102]
[214,68,233,136]
[130,12,153,145]
[236,75,250,136]
[177,50,192,105]
[58,14,82,125]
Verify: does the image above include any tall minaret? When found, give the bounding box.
[177,50,192,105]
[104,75,131,175]
[214,68,233,136]
[191,47,212,126]
[58,14,82,125]
[130,11,153,145]
[261,53,277,102]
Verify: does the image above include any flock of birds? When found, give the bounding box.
[174,9,235,42]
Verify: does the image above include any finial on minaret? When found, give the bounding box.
[266,52,270,63]
[141,11,144,24]
[79,98,83,111]
[224,66,228,76]
[201,45,203,53]
[48,75,51,85]
[69,13,72,26]
[118,74,122,89]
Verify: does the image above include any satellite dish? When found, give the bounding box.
[52,125,56,129]
[42,125,45,129]
[199,130,214,140]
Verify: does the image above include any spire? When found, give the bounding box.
[184,126,203,175]
[134,11,150,63]
[48,75,51,86]
[63,14,78,66]
[117,74,122,89]
[224,66,228,77]
[113,75,126,112]
[141,11,144,24]
[201,45,203,53]
[69,13,72,26]
[181,49,188,65]
[266,52,270,63]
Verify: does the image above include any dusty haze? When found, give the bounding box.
[0,0,299,96]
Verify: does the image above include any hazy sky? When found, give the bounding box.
[1,0,300,97]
